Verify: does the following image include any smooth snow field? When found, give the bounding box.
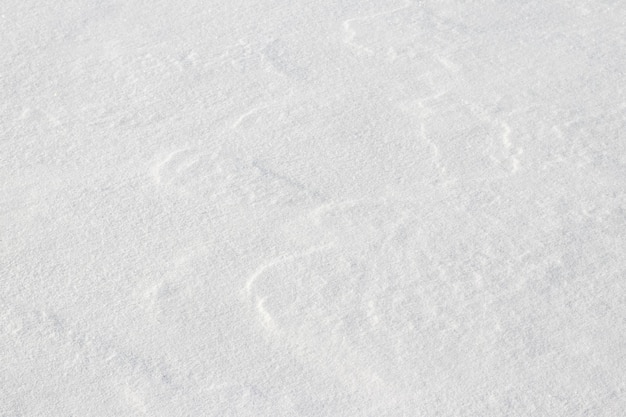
[2,0,626,416]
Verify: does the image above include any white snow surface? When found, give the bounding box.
[2,0,626,415]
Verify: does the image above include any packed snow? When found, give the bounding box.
[2,0,625,415]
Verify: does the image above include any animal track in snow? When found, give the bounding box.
[500,122,523,173]
[150,144,318,209]
[231,106,265,130]
[397,91,452,182]
[150,148,201,186]
[488,121,523,174]
[243,199,479,403]
[244,244,335,299]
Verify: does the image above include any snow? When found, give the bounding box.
[2,0,625,415]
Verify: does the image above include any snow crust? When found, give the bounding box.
[2,1,625,415]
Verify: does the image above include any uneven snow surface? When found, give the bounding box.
[2,1,626,415]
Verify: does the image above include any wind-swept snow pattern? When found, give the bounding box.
[2,0,626,416]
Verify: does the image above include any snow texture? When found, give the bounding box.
[2,0,625,416]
